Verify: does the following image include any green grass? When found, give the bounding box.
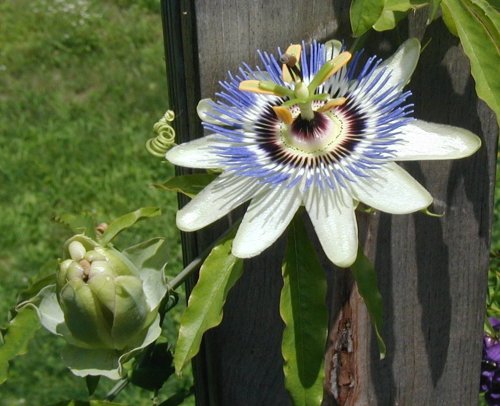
[0,0,193,404]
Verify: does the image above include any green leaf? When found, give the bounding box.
[85,376,100,396]
[484,317,496,337]
[174,230,243,373]
[280,216,328,406]
[383,0,428,11]
[351,250,386,359]
[130,342,174,391]
[122,238,168,273]
[350,0,385,37]
[373,0,429,32]
[373,9,407,31]
[159,387,195,406]
[441,0,500,124]
[16,260,57,304]
[99,207,161,246]
[123,238,169,314]
[428,0,443,22]
[0,308,40,384]
[153,173,218,198]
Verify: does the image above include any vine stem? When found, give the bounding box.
[106,378,129,401]
[167,221,240,291]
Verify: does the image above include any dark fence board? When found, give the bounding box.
[162,1,498,405]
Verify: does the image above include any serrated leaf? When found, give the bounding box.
[99,207,161,246]
[153,173,218,198]
[280,216,328,406]
[0,308,40,384]
[441,0,500,124]
[351,250,386,359]
[350,0,385,37]
[174,230,243,373]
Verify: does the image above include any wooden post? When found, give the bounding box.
[161,1,498,404]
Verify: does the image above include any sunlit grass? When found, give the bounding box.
[0,0,192,404]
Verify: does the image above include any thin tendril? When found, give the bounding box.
[146,110,176,157]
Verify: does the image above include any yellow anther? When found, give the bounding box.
[317,97,347,112]
[327,52,352,78]
[272,106,294,125]
[239,80,293,97]
[308,51,352,92]
[282,44,302,83]
[239,80,277,95]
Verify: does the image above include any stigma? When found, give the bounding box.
[239,42,352,122]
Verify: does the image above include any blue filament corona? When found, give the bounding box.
[203,42,413,191]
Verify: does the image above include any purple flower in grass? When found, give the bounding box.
[481,318,500,405]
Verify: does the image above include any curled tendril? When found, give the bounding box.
[146,110,176,157]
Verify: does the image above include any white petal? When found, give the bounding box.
[197,98,235,125]
[304,187,358,268]
[351,163,432,214]
[166,135,221,169]
[324,39,342,60]
[393,120,481,161]
[232,186,302,258]
[177,175,263,231]
[373,38,420,92]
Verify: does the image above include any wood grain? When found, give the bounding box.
[162,1,498,405]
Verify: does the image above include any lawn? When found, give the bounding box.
[0,0,193,404]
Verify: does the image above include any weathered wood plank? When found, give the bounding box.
[323,13,498,405]
[192,3,343,404]
[162,1,498,405]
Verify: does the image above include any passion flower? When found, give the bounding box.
[166,39,480,267]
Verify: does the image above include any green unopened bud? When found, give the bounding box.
[60,278,115,349]
[68,241,86,261]
[84,249,106,262]
[89,260,112,277]
[58,259,75,289]
[56,234,157,351]
[67,262,85,280]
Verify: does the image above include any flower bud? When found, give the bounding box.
[24,233,168,379]
[68,240,86,261]
[56,235,157,351]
